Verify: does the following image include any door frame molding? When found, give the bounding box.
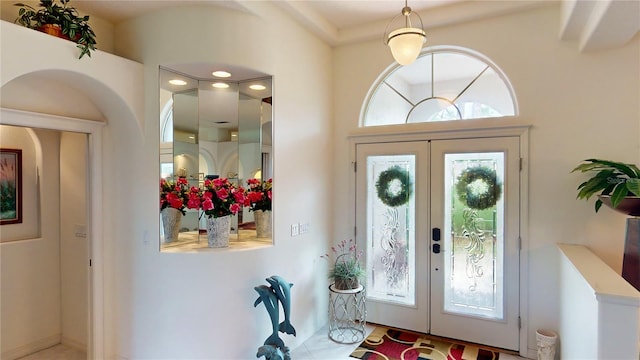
[348,123,530,357]
[1,108,105,359]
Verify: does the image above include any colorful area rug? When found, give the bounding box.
[349,327,500,360]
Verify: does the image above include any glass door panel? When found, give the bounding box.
[366,155,416,306]
[443,152,504,319]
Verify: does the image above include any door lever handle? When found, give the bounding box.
[432,243,441,254]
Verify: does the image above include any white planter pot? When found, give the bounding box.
[161,207,182,243]
[254,210,272,238]
[207,215,231,248]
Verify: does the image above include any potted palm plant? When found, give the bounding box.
[572,158,640,215]
[573,158,640,291]
[14,0,96,59]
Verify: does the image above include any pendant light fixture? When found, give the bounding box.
[384,0,426,66]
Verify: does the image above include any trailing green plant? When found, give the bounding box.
[572,158,640,212]
[14,0,96,59]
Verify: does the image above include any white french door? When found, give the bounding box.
[355,141,431,333]
[355,136,520,351]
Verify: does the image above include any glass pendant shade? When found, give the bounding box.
[387,27,426,65]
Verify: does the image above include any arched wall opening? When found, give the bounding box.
[1,58,143,359]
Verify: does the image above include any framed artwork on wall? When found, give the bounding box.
[0,148,22,225]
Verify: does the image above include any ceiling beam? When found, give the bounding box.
[560,0,640,52]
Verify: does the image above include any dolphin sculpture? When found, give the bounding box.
[266,275,296,336]
[254,285,285,349]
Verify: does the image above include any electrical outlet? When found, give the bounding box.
[291,223,299,237]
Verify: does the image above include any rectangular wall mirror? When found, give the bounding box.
[159,66,273,251]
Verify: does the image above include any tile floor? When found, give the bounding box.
[290,324,377,360]
[290,324,530,360]
[18,327,529,359]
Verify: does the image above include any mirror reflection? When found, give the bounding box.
[159,66,273,250]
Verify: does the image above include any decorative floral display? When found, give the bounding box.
[160,178,200,215]
[376,166,413,207]
[245,178,272,212]
[200,177,245,218]
[322,239,365,289]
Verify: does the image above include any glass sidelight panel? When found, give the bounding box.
[366,155,416,305]
[443,152,504,319]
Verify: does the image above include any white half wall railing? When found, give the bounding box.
[558,244,640,360]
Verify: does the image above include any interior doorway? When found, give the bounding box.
[0,109,105,360]
[0,125,89,360]
[355,136,521,351]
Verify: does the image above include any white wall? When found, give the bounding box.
[332,4,639,356]
[559,244,639,359]
[0,127,62,359]
[107,3,332,359]
[1,19,145,360]
[59,132,88,350]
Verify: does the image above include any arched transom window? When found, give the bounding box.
[362,46,517,127]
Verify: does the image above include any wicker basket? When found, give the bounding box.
[334,277,359,290]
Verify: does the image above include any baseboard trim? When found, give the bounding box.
[526,347,537,359]
[1,333,61,360]
[61,335,87,352]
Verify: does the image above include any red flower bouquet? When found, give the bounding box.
[160,178,200,215]
[200,177,245,218]
[245,178,272,212]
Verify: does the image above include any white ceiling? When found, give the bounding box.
[67,0,638,50]
[73,0,462,27]
[71,0,551,46]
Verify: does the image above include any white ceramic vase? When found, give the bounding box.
[161,207,182,243]
[254,210,272,238]
[207,215,231,248]
[536,329,557,360]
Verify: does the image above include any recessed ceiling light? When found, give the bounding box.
[212,82,229,89]
[169,79,187,86]
[249,84,266,91]
[212,71,231,78]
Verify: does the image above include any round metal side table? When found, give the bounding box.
[328,283,366,344]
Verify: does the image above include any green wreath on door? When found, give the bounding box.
[375,166,413,207]
[455,166,502,210]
